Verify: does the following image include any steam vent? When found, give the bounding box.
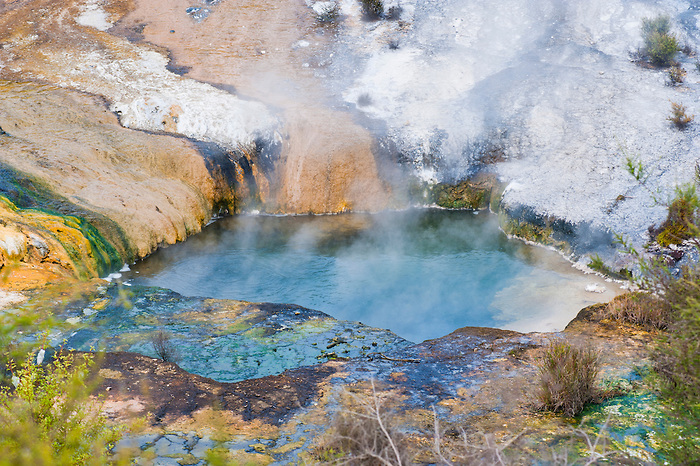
[1,0,699,464]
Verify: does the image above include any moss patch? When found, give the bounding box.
[500,213,560,247]
[432,180,491,209]
[650,185,699,247]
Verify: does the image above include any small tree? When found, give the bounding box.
[151,330,180,363]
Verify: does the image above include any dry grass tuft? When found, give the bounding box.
[605,292,671,330]
[310,381,411,465]
[535,340,601,417]
[668,102,694,130]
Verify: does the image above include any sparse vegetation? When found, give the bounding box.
[614,174,700,461]
[587,254,631,280]
[651,266,700,462]
[151,330,180,363]
[360,0,384,20]
[641,15,680,67]
[605,291,671,330]
[431,410,523,465]
[309,382,411,465]
[314,2,340,24]
[668,101,694,130]
[651,184,700,246]
[668,65,687,85]
[535,340,601,417]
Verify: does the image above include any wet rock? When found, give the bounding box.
[89,305,661,463]
[58,284,410,382]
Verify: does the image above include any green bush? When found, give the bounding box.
[650,267,700,462]
[616,180,700,461]
[535,340,601,417]
[0,351,127,466]
[641,15,679,67]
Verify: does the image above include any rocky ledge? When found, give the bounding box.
[15,282,659,464]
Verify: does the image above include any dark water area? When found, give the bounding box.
[126,209,619,342]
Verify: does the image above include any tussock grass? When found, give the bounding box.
[535,340,601,417]
[605,292,671,330]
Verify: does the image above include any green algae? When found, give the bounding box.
[578,392,663,462]
[58,285,410,383]
[1,194,121,278]
[498,212,571,252]
[0,162,125,276]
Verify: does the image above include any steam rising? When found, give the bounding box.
[128,210,621,342]
[324,0,700,244]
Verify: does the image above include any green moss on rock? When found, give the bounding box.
[433,180,491,210]
[499,213,569,252]
[652,186,699,247]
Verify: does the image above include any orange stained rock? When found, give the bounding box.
[118,0,392,213]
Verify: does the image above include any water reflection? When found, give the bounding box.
[127,209,621,342]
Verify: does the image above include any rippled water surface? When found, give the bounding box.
[126,209,620,342]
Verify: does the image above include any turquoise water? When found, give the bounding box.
[126,209,619,342]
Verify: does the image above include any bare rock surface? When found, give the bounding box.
[86,299,659,464]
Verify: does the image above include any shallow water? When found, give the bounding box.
[126,209,621,342]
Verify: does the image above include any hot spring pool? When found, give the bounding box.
[125,209,621,342]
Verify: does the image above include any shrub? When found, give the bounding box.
[360,0,383,19]
[649,266,700,462]
[0,351,127,466]
[668,65,687,85]
[151,330,179,363]
[652,184,699,246]
[535,340,601,417]
[605,292,671,329]
[641,15,680,67]
[668,101,694,130]
[616,171,700,461]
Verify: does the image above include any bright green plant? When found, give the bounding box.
[653,184,699,246]
[0,351,127,466]
[641,15,680,67]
